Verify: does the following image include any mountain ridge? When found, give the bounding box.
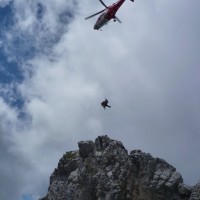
[40,135,200,200]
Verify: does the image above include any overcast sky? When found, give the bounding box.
[0,0,200,199]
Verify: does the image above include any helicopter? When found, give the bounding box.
[85,0,134,30]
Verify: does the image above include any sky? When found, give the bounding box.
[0,0,200,199]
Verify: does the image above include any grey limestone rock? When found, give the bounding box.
[189,181,200,200]
[78,140,94,158]
[40,135,198,200]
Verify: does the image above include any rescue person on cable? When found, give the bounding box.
[101,98,111,109]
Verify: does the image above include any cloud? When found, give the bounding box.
[2,0,77,62]
[0,0,12,7]
[0,0,200,199]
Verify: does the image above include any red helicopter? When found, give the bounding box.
[85,0,134,30]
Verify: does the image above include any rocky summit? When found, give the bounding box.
[40,135,200,200]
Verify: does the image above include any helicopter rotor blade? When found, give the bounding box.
[99,0,108,8]
[115,16,122,23]
[85,9,106,20]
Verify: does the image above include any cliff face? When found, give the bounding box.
[40,135,200,200]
